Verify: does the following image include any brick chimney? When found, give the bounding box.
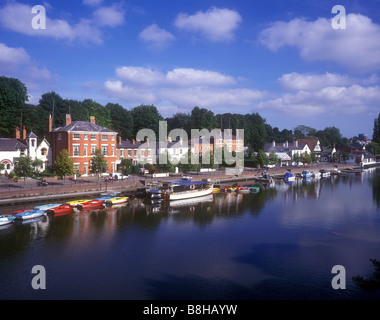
[15,127,20,139]
[90,116,96,124]
[22,125,26,141]
[65,114,71,126]
[118,135,122,144]
[48,114,52,132]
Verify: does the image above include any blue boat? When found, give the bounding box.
[14,210,46,220]
[0,215,16,226]
[34,203,62,211]
[301,170,312,178]
[284,172,295,181]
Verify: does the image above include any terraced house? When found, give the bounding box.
[47,114,118,176]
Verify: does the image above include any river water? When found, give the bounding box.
[0,167,379,300]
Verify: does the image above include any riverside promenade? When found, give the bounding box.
[0,163,369,206]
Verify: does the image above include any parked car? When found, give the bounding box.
[112,172,129,180]
[139,168,149,175]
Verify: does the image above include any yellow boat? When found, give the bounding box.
[67,199,91,206]
[213,185,221,193]
[105,197,129,205]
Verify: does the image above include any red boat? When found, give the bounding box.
[77,200,105,211]
[47,205,74,216]
[6,209,32,216]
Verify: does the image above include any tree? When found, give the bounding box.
[106,103,133,140]
[130,104,164,138]
[293,153,301,165]
[13,156,33,182]
[0,76,28,137]
[189,107,217,130]
[256,149,268,167]
[118,158,133,175]
[39,92,67,128]
[82,99,111,128]
[301,152,312,165]
[366,142,380,157]
[268,151,279,166]
[90,148,108,174]
[31,158,43,172]
[373,113,380,144]
[310,152,318,164]
[54,149,75,179]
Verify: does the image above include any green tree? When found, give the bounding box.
[293,153,301,165]
[119,158,133,175]
[366,142,380,157]
[90,148,108,174]
[106,103,134,139]
[82,99,111,128]
[31,158,43,172]
[301,152,312,164]
[256,149,268,167]
[0,76,28,137]
[39,92,67,129]
[190,107,216,130]
[268,151,279,166]
[310,152,318,164]
[131,105,164,138]
[13,155,33,182]
[54,149,75,179]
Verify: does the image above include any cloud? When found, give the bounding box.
[93,4,125,27]
[259,14,380,72]
[0,43,30,72]
[0,1,125,44]
[102,66,266,111]
[257,83,380,117]
[175,7,242,42]
[83,0,103,7]
[139,24,176,48]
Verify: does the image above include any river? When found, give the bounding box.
[0,167,379,300]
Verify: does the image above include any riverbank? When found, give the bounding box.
[0,162,377,206]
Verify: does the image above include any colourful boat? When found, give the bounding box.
[0,215,16,226]
[250,186,260,193]
[220,186,229,193]
[284,172,295,181]
[47,205,74,216]
[105,197,129,205]
[236,186,251,194]
[162,180,214,201]
[301,170,312,178]
[67,199,91,207]
[14,210,46,220]
[77,200,105,210]
[34,203,62,211]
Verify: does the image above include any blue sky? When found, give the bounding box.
[1,0,380,139]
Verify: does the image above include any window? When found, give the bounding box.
[58,133,62,140]
[91,134,96,140]
[111,146,115,156]
[128,149,132,157]
[84,144,88,156]
[102,135,108,141]
[91,145,96,155]
[84,134,88,140]
[73,145,80,156]
[31,139,35,147]
[102,145,108,156]
[84,163,88,175]
[73,133,80,140]
[41,148,47,156]
[120,149,124,157]
[74,164,80,174]
[111,135,115,141]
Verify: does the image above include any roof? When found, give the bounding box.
[26,132,38,139]
[296,138,320,151]
[0,138,27,151]
[117,140,142,149]
[51,121,116,133]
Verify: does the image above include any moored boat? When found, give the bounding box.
[284,171,295,181]
[47,205,74,216]
[105,197,129,205]
[77,200,105,210]
[0,215,16,226]
[213,185,221,193]
[67,199,91,207]
[250,186,260,193]
[256,173,273,183]
[162,180,213,201]
[14,209,46,220]
[312,171,321,178]
[34,203,62,211]
[301,170,312,178]
[320,169,331,177]
[236,186,251,194]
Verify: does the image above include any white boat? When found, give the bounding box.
[301,170,312,178]
[14,210,46,220]
[34,203,62,211]
[284,172,295,181]
[162,180,214,201]
[320,169,331,177]
[169,194,213,207]
[312,171,321,178]
[0,215,16,226]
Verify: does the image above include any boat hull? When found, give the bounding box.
[15,210,45,220]
[167,186,213,201]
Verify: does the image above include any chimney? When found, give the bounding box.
[294,140,298,147]
[48,114,52,132]
[118,135,122,144]
[65,114,71,126]
[22,125,26,141]
[272,140,276,148]
[90,116,95,124]
[15,127,20,139]
[167,136,172,143]
[132,139,135,145]
[285,140,288,148]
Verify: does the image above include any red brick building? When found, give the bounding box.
[47,114,118,176]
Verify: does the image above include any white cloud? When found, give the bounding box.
[115,67,165,87]
[83,0,103,7]
[257,84,380,117]
[0,1,125,44]
[166,68,236,87]
[175,7,242,42]
[259,14,380,72]
[139,24,175,48]
[0,43,30,72]
[93,4,125,27]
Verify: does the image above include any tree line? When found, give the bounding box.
[1,76,379,154]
